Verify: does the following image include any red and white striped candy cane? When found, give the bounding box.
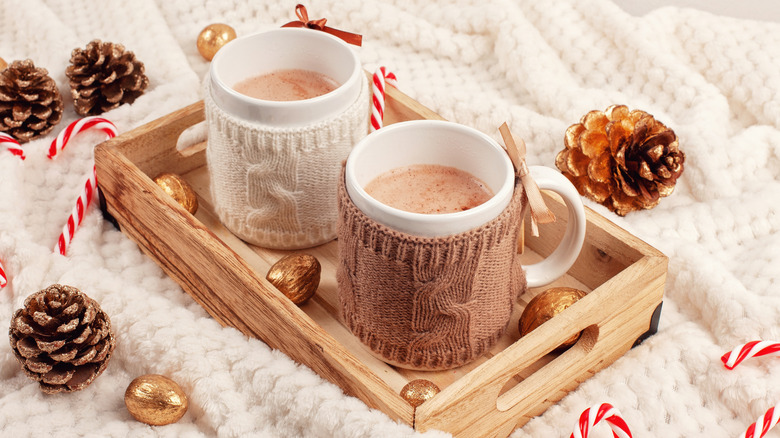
[0,260,7,289]
[739,404,780,438]
[52,117,117,255]
[571,403,632,438]
[56,166,98,256]
[722,341,780,370]
[0,131,22,288]
[1,119,117,282]
[370,66,398,132]
[47,117,116,160]
[723,341,780,438]
[0,132,25,160]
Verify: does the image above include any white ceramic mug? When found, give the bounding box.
[345,120,586,287]
[209,27,363,126]
[205,27,369,249]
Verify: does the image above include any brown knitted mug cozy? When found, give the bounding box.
[337,169,528,370]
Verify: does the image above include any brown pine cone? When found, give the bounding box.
[0,60,64,143]
[9,284,116,394]
[66,40,149,116]
[555,105,685,216]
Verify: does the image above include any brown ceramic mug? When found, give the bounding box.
[337,121,586,370]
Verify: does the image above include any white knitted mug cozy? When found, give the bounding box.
[204,76,369,249]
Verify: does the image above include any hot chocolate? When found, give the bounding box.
[232,68,339,101]
[364,164,494,214]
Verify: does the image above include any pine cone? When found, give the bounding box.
[555,105,685,216]
[66,40,149,116]
[0,60,64,143]
[9,284,116,394]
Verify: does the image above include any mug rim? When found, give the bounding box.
[345,120,516,235]
[209,28,362,125]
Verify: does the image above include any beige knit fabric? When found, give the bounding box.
[337,170,528,370]
[204,76,369,249]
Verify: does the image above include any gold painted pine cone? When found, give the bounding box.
[0,59,64,143]
[555,105,685,216]
[66,40,149,116]
[8,284,116,394]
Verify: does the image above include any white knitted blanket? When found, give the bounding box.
[1,1,779,437]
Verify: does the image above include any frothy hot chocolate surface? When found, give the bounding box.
[233,69,339,101]
[364,164,494,214]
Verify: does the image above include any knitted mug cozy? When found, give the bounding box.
[204,76,369,249]
[337,169,528,370]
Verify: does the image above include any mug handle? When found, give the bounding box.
[522,166,586,288]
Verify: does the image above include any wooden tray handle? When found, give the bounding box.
[414,304,604,436]
[105,101,207,177]
[415,262,665,437]
[495,324,600,412]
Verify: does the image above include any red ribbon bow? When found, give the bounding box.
[282,4,363,46]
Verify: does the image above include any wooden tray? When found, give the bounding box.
[94,85,667,437]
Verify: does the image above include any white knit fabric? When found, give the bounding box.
[0,1,779,437]
[204,77,369,249]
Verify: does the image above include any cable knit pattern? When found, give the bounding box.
[204,77,369,249]
[337,171,527,370]
[1,0,779,437]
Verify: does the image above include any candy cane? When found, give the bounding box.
[1,119,117,281]
[370,66,398,132]
[47,117,116,160]
[56,166,98,255]
[0,132,24,160]
[0,260,7,288]
[570,403,632,438]
[723,341,780,438]
[52,118,117,255]
[739,404,780,438]
[722,341,780,370]
[0,131,22,288]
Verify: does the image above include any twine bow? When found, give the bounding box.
[499,122,556,236]
[282,4,363,46]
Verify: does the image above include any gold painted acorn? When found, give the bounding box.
[400,379,440,408]
[266,254,321,305]
[153,173,198,215]
[197,23,237,61]
[519,287,587,352]
[125,374,188,426]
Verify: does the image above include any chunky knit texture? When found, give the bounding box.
[1,1,780,437]
[337,172,527,370]
[205,77,369,249]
